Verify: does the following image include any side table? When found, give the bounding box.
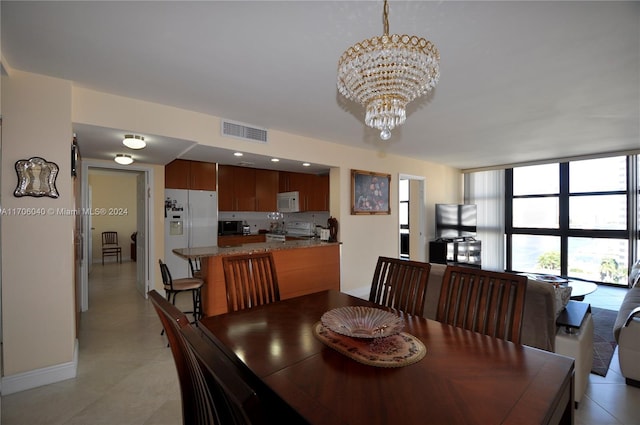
[557,300,591,333]
[555,300,594,407]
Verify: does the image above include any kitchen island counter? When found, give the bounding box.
[172,240,341,316]
[172,238,339,259]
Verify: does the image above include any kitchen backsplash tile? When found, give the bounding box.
[218,211,330,235]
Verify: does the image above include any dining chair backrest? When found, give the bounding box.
[436,265,528,344]
[180,323,268,425]
[102,231,119,246]
[221,252,280,312]
[149,290,226,425]
[158,259,175,291]
[368,256,431,316]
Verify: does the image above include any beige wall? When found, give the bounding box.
[72,87,462,294]
[1,70,76,376]
[88,170,138,263]
[0,71,460,388]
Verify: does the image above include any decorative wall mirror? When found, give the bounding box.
[14,156,60,198]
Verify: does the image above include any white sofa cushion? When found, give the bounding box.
[614,284,640,342]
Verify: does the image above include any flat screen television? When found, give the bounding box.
[435,204,477,240]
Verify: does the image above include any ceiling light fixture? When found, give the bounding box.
[337,0,440,140]
[114,154,134,165]
[122,134,146,149]
[233,152,243,157]
[271,158,280,162]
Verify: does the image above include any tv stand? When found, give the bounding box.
[429,239,481,268]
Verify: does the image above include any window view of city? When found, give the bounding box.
[508,156,636,286]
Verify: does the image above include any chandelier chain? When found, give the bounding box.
[383,0,389,35]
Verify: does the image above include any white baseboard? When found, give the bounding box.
[1,339,78,395]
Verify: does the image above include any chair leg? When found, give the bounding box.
[191,288,203,323]
[195,288,203,321]
[191,290,198,323]
[160,291,173,336]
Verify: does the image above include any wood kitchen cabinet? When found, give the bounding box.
[279,171,329,211]
[218,165,256,211]
[216,166,328,212]
[165,159,216,191]
[255,169,278,212]
[308,173,329,211]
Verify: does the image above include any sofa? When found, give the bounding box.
[423,263,593,406]
[613,260,640,386]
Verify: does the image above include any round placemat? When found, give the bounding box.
[313,322,426,368]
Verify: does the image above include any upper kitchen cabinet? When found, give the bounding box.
[165,159,216,191]
[279,171,329,212]
[218,165,256,211]
[309,173,330,211]
[255,169,279,212]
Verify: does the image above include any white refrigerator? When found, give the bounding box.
[164,189,218,279]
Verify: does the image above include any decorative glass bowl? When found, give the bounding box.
[321,306,404,339]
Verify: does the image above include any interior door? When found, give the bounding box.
[409,178,426,261]
[136,172,148,296]
[88,186,93,274]
[399,174,427,262]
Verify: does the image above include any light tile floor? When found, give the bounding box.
[2,261,182,425]
[575,285,640,425]
[2,263,639,424]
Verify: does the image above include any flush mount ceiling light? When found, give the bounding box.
[122,134,146,149]
[337,0,440,140]
[114,154,134,165]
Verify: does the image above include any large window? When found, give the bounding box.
[505,155,638,286]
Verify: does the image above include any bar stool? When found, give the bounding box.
[158,259,204,323]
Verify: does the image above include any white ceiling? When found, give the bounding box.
[2,1,638,172]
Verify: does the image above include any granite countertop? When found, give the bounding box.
[172,239,340,259]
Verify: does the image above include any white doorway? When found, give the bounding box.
[79,161,154,311]
[399,174,426,262]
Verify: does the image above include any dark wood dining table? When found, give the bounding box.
[198,290,574,425]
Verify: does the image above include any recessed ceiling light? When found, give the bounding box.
[302,162,311,167]
[122,134,146,149]
[271,158,280,162]
[233,152,243,157]
[114,154,134,165]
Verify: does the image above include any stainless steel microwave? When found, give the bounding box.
[277,191,300,213]
[218,220,243,235]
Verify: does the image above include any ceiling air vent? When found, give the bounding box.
[221,120,268,143]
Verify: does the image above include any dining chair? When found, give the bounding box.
[159,259,204,322]
[368,256,431,316]
[436,265,528,344]
[181,320,269,425]
[148,290,234,425]
[101,231,122,265]
[221,252,280,312]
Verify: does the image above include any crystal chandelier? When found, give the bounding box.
[337,0,440,140]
